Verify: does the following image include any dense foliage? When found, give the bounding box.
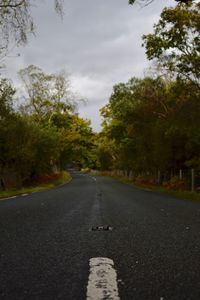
[98,77,200,174]
[143,2,200,87]
[97,1,200,188]
[0,0,199,191]
[0,67,96,188]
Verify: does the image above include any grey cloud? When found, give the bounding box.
[4,0,175,131]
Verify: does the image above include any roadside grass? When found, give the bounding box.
[0,171,71,200]
[96,171,200,202]
[129,180,200,202]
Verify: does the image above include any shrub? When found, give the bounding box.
[163,176,186,191]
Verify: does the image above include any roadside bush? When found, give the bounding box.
[81,168,91,173]
[35,173,61,184]
[135,175,156,185]
[163,176,186,191]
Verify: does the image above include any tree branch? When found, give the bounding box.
[0,1,26,9]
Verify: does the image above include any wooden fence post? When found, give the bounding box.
[191,168,195,192]
[179,169,183,180]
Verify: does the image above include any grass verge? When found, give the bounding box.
[98,171,200,202]
[0,171,71,200]
[129,180,200,202]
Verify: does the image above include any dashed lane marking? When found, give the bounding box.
[92,177,97,182]
[86,257,120,300]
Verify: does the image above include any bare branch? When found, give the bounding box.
[0,1,26,8]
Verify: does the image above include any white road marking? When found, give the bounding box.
[92,177,97,182]
[22,193,28,196]
[0,195,17,201]
[86,257,120,300]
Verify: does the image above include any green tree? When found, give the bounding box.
[18,65,97,172]
[0,115,62,186]
[0,66,97,188]
[107,77,170,173]
[0,77,15,119]
[0,75,63,187]
[143,2,200,87]
[19,65,75,124]
[59,115,96,169]
[100,74,200,183]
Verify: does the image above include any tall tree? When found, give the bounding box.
[19,65,75,123]
[142,2,200,87]
[0,78,15,119]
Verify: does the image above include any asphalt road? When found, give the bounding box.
[0,170,200,300]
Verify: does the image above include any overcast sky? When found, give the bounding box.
[4,0,175,131]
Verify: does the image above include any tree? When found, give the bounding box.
[129,0,193,5]
[0,114,62,185]
[0,0,63,59]
[0,63,97,188]
[0,78,15,119]
[19,65,75,124]
[106,77,171,173]
[19,65,97,170]
[99,73,200,183]
[129,0,155,6]
[142,2,200,87]
[59,115,96,169]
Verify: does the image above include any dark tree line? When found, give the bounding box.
[97,1,200,189]
[0,66,97,188]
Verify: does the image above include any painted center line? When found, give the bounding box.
[86,257,120,300]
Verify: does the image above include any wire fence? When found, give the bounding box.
[109,168,200,193]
